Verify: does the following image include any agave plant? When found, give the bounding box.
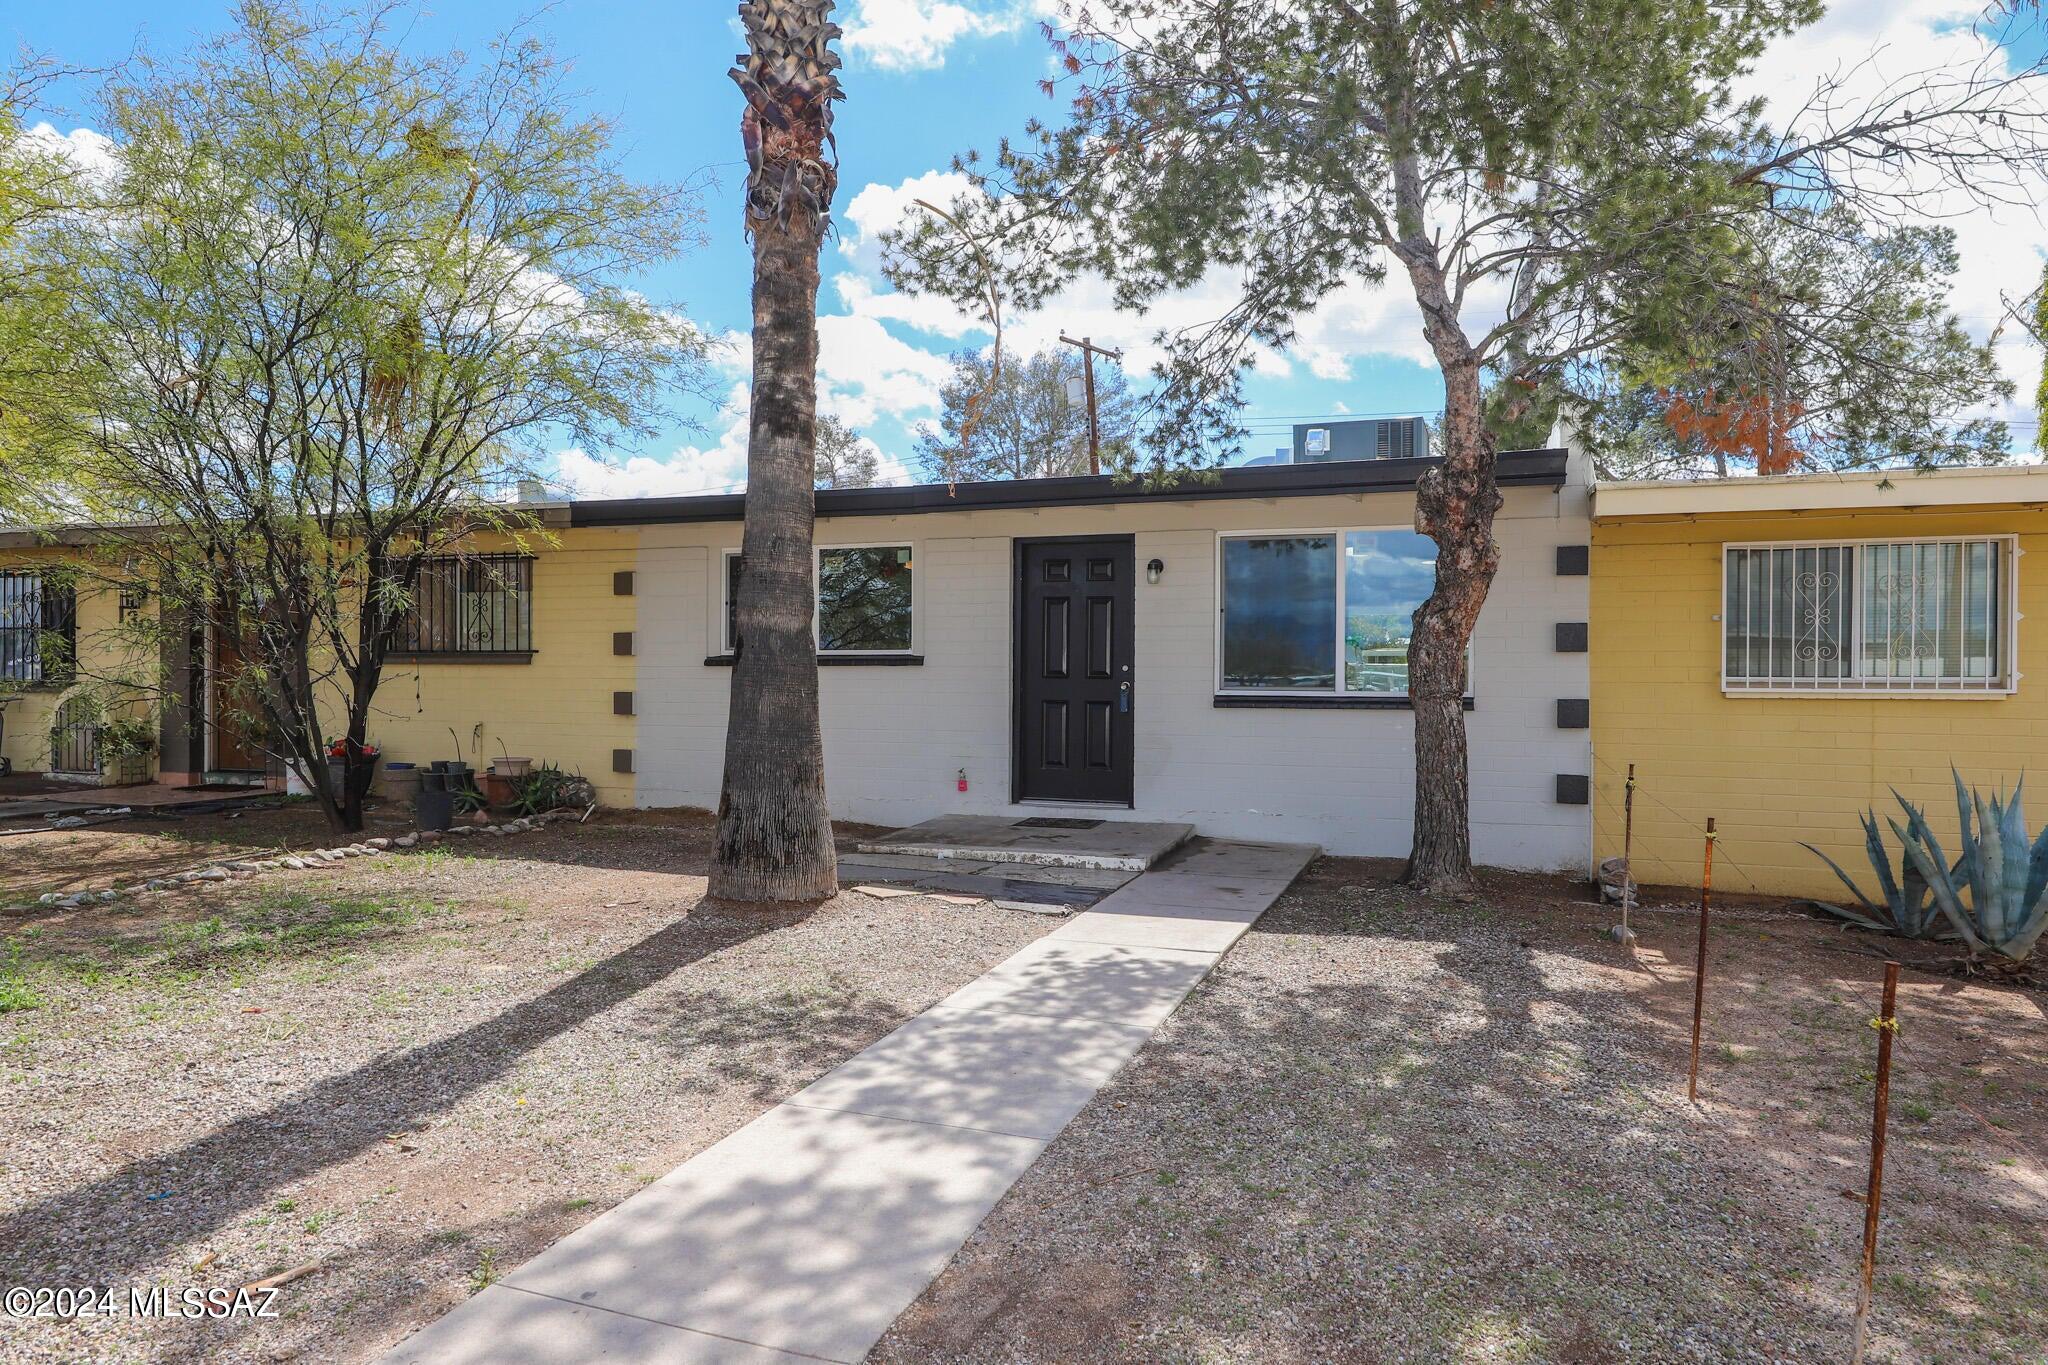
[1893,773,2048,964]
[1802,810,1951,940]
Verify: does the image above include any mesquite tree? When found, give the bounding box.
[887,0,2048,889]
[12,2,709,832]
[711,0,844,902]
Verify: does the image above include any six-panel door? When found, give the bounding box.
[1015,538,1134,805]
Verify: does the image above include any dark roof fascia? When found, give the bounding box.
[568,448,1569,528]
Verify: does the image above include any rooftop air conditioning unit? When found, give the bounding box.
[1302,428,1331,458]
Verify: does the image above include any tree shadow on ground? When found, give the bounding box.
[0,903,813,1287]
[878,857,2048,1364]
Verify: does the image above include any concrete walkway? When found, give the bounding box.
[383,836,1316,1364]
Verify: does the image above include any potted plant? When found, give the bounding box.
[99,715,157,786]
[325,737,382,807]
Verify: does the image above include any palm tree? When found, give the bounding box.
[709,0,843,903]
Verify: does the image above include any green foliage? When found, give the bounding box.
[4,2,714,831]
[1802,810,1951,940]
[883,0,1820,465]
[2035,265,2048,453]
[1578,208,2011,477]
[0,942,40,1014]
[98,715,157,760]
[814,415,881,489]
[918,347,1139,480]
[1891,773,2048,963]
[511,763,595,817]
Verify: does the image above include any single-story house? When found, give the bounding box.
[3,445,1597,872]
[1590,463,2048,899]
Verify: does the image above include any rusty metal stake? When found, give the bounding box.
[1610,763,1639,945]
[1687,817,1716,1104]
[1851,961,1902,1365]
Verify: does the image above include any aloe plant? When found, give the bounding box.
[1892,773,2048,964]
[1802,811,1950,940]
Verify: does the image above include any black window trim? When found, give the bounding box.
[722,541,918,658]
[1213,527,1470,703]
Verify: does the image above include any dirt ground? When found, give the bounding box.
[6,809,2045,1363]
[0,804,1052,1364]
[876,862,2048,1365]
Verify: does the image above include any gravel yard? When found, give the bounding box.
[876,859,2048,1365]
[0,806,1051,1364]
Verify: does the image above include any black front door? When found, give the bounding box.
[1015,537,1134,805]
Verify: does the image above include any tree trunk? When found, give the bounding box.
[709,211,838,904]
[1406,362,1501,892]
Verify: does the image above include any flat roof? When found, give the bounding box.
[567,448,1569,527]
[1593,461,2048,520]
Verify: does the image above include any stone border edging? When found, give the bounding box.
[29,808,586,910]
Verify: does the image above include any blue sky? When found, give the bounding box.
[10,1,2041,494]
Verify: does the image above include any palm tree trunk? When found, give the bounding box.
[709,210,838,903]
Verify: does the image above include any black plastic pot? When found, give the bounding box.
[419,769,449,794]
[415,787,455,832]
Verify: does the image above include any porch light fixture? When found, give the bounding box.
[1146,558,1164,584]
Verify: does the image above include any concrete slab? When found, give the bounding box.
[1148,837,1320,882]
[786,1009,1154,1140]
[933,937,1218,1029]
[1095,876,1299,914]
[383,1285,809,1364]
[836,852,1005,877]
[857,815,1192,872]
[500,1105,1046,1363]
[1048,904,1264,954]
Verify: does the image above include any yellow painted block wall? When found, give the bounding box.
[364,527,639,806]
[0,551,149,774]
[1591,506,2048,899]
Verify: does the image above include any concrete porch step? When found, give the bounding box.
[855,814,1195,873]
[836,855,1136,910]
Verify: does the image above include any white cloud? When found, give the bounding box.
[21,123,118,182]
[817,312,956,425]
[838,170,978,274]
[553,380,919,498]
[841,0,1055,72]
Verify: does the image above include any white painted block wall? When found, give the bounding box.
[633,469,1592,873]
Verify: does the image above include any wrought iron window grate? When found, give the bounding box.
[394,554,534,655]
[1724,539,2010,692]
[0,569,78,684]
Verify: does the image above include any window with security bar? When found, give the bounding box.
[1723,539,2013,692]
[394,554,534,656]
[0,569,78,684]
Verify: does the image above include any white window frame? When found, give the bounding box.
[1720,534,2021,698]
[720,541,917,656]
[1212,527,1466,699]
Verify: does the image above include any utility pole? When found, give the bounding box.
[1059,333,1122,476]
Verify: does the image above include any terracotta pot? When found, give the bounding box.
[480,769,517,811]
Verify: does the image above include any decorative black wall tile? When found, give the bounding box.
[1555,773,1590,805]
[1556,698,1590,729]
[1555,622,1589,653]
[1555,545,1590,576]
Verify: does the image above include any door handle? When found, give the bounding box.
[1119,680,1131,713]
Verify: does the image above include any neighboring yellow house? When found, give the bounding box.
[1592,465,2048,899]
[0,520,638,805]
